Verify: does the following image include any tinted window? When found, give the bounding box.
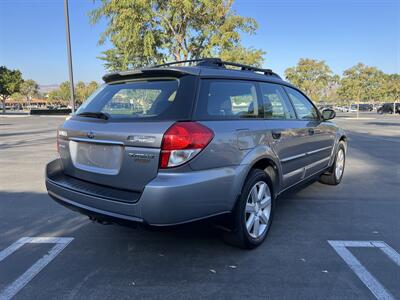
[75,76,195,121]
[285,87,319,120]
[260,83,296,119]
[196,80,260,119]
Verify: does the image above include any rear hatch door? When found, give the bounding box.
[57,75,196,192]
[59,120,174,192]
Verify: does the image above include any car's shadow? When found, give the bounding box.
[366,121,400,127]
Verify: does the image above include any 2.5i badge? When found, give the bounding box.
[128,152,156,162]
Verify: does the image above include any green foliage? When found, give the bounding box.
[284,58,337,101]
[285,60,399,104]
[10,92,25,103]
[48,81,71,104]
[337,63,385,103]
[20,79,39,103]
[0,66,23,112]
[48,81,99,105]
[76,81,99,104]
[90,0,265,70]
[381,74,400,102]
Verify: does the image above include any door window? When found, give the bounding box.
[260,83,296,119]
[285,87,319,120]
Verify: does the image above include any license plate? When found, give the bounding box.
[69,141,123,175]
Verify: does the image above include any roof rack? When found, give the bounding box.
[151,58,281,79]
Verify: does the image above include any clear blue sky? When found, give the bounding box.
[0,0,399,85]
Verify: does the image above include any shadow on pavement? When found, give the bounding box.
[0,129,55,138]
[366,121,400,127]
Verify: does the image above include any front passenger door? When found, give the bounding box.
[284,87,335,178]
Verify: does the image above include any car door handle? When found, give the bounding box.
[271,130,282,140]
[308,128,315,135]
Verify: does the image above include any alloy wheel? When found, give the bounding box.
[335,148,345,179]
[245,181,272,238]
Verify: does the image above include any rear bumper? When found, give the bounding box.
[46,159,244,226]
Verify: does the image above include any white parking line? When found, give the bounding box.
[0,237,74,300]
[328,240,400,300]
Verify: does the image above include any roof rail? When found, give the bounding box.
[151,58,281,79]
[151,58,221,68]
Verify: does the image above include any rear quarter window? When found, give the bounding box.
[195,79,261,120]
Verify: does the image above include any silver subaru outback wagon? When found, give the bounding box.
[46,58,347,248]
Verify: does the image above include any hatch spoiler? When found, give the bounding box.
[102,67,200,83]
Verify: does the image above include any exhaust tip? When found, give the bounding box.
[89,216,113,225]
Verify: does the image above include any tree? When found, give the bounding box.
[381,74,400,102]
[75,81,86,104]
[90,0,265,71]
[20,79,39,108]
[0,66,23,113]
[76,81,99,104]
[337,63,384,104]
[48,81,99,106]
[48,81,71,105]
[284,58,336,101]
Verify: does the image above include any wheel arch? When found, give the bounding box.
[250,158,280,196]
[339,134,348,152]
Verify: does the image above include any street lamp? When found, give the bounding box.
[64,0,75,113]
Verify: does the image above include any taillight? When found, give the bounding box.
[57,129,67,154]
[160,122,214,168]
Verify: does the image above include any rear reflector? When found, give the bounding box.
[56,129,67,154]
[160,122,214,168]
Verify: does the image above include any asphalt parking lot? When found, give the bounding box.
[0,113,399,300]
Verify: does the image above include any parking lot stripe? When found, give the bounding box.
[328,240,400,300]
[372,242,400,266]
[0,237,73,300]
[0,239,27,263]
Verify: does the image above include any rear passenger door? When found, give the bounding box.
[284,87,335,178]
[191,79,267,170]
[260,82,310,189]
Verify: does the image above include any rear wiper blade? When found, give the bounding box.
[76,112,110,120]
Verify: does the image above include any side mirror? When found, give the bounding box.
[321,108,336,120]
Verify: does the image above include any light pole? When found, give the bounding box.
[64,0,75,113]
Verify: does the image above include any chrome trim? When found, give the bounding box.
[279,165,330,195]
[281,153,306,163]
[305,157,330,170]
[282,167,304,180]
[280,146,332,163]
[70,137,124,146]
[306,146,332,155]
[282,157,330,180]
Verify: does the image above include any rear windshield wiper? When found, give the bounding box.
[76,111,110,120]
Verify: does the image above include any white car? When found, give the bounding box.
[349,105,358,112]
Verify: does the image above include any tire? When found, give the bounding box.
[224,169,274,249]
[319,141,346,185]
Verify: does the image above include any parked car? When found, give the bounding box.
[12,104,23,110]
[349,104,358,112]
[359,103,373,111]
[45,58,347,248]
[377,103,400,114]
[349,103,373,112]
[335,106,350,112]
[342,106,350,112]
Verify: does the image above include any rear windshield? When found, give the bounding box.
[75,76,195,121]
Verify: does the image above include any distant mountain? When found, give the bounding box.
[39,84,59,93]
